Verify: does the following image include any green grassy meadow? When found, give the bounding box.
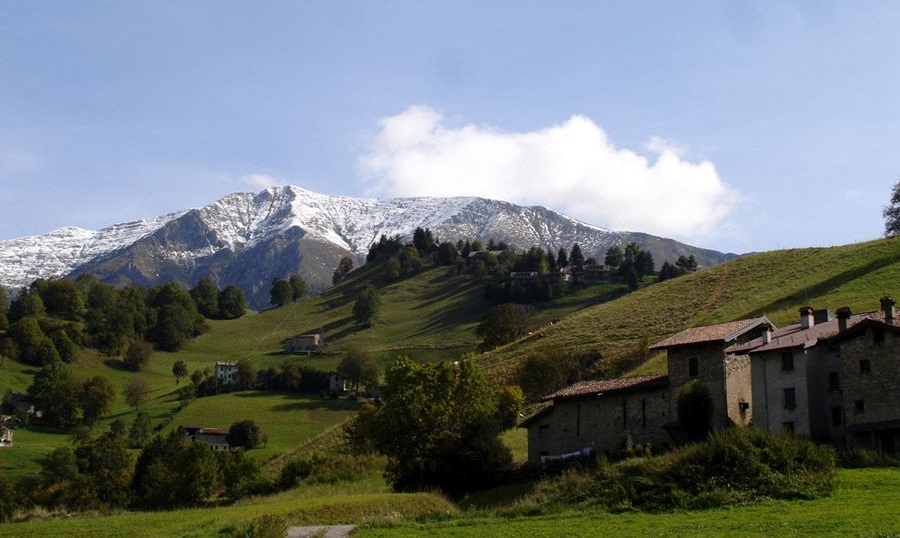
[6,239,900,534]
[2,467,899,537]
[483,238,900,381]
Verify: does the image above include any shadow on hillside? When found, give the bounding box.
[745,253,900,318]
[269,397,359,413]
[103,358,130,371]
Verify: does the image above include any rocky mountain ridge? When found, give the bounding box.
[0,185,735,308]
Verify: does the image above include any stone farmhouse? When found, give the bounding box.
[284,333,322,354]
[519,375,670,463]
[521,297,900,463]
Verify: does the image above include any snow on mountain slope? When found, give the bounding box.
[2,184,720,297]
[0,212,185,290]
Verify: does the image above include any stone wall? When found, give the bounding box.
[525,386,672,464]
[667,343,731,429]
[841,328,900,435]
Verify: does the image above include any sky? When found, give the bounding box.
[2,1,899,254]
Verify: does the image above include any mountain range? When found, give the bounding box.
[0,185,735,309]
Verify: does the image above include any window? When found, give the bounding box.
[860,360,871,374]
[688,357,699,378]
[854,399,865,414]
[874,328,885,344]
[828,372,840,390]
[831,407,842,427]
[781,352,794,371]
[782,421,795,434]
[783,387,796,410]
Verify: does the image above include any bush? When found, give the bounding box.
[521,427,836,513]
[244,515,287,538]
[837,447,900,468]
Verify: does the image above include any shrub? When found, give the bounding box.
[518,427,836,513]
[244,515,287,538]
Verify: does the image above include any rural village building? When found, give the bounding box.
[522,298,900,463]
[284,333,322,354]
[177,424,231,452]
[215,361,238,385]
[519,375,670,462]
[824,298,900,451]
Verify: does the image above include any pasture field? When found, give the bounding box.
[356,468,900,537]
[2,468,898,537]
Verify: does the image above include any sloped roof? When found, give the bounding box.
[541,374,669,402]
[650,317,772,350]
[821,310,900,343]
[745,312,873,354]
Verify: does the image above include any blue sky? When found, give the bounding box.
[2,1,898,254]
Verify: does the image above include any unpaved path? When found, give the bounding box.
[286,525,357,538]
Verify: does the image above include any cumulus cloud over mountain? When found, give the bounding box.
[360,106,738,242]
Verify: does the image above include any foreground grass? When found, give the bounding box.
[357,468,900,537]
[3,468,898,537]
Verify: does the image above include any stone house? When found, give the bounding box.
[519,375,670,464]
[0,427,12,447]
[284,333,322,354]
[824,297,900,451]
[521,317,773,464]
[743,307,870,441]
[650,317,774,429]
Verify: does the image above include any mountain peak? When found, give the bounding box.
[0,185,729,308]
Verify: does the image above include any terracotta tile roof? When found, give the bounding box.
[541,374,669,402]
[746,313,872,354]
[650,318,771,349]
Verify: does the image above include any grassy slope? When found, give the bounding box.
[4,239,900,525]
[353,468,900,537]
[3,467,898,536]
[481,238,900,382]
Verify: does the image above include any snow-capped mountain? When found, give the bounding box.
[0,185,732,309]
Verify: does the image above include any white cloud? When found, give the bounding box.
[243,173,287,190]
[360,106,738,243]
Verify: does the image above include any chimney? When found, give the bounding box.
[800,306,815,329]
[881,296,895,324]
[836,307,851,332]
[761,326,772,344]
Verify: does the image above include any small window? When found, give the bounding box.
[783,388,796,410]
[854,399,865,414]
[688,357,699,378]
[860,360,871,374]
[828,372,840,390]
[782,421,795,434]
[781,352,794,371]
[831,407,842,427]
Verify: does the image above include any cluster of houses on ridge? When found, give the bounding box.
[521,297,900,464]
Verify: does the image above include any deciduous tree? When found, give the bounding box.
[227,419,263,450]
[884,178,900,237]
[269,278,293,307]
[345,355,512,496]
[353,284,381,327]
[476,302,534,352]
